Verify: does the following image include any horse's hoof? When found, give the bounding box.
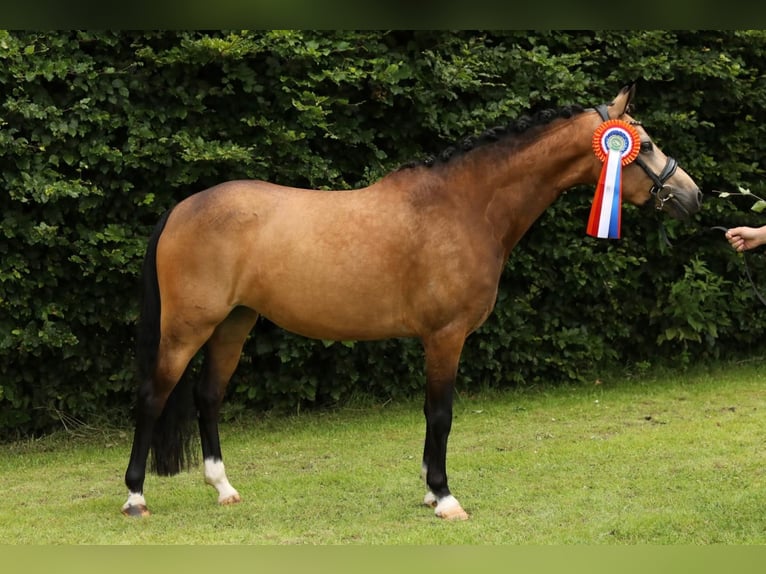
[121,504,150,517]
[434,495,469,521]
[423,491,438,508]
[219,493,241,506]
[436,505,469,521]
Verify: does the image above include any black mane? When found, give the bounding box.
[399,104,587,170]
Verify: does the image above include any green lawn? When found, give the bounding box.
[1,360,765,544]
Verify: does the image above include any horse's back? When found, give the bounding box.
[157,180,422,339]
[156,177,503,341]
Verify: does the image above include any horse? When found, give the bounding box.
[122,83,702,520]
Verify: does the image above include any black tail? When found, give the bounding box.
[135,208,198,476]
[135,210,171,385]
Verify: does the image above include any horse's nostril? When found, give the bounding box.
[697,189,703,204]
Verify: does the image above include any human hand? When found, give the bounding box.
[726,226,766,252]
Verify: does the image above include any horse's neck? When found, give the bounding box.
[477,112,598,256]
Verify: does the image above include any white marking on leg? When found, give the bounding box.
[435,494,459,515]
[434,494,460,516]
[421,462,438,507]
[204,458,241,504]
[423,491,438,507]
[122,491,146,512]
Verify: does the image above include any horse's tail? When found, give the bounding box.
[135,207,198,476]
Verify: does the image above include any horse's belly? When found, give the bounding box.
[257,298,411,341]
[241,273,411,341]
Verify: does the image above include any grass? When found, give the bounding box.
[1,359,765,544]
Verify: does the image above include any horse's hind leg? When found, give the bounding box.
[196,306,259,506]
[123,335,209,517]
[421,326,469,521]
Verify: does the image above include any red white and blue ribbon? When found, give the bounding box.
[586,120,641,239]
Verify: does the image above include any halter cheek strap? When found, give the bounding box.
[634,155,678,196]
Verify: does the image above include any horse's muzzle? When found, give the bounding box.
[657,185,702,220]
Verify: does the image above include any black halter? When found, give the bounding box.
[595,103,678,210]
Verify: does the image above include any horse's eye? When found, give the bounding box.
[640,141,653,153]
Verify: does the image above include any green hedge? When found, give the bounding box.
[2,30,766,438]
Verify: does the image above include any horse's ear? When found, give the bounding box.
[608,82,637,117]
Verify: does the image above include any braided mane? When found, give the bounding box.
[399,104,586,170]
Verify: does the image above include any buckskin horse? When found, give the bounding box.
[122,84,702,520]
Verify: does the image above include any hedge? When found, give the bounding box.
[2,30,766,439]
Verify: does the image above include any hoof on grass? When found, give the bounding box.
[121,504,150,518]
[434,495,469,521]
[219,493,242,506]
[436,505,469,521]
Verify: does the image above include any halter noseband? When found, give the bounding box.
[595,104,677,210]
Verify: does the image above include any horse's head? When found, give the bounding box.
[597,83,702,219]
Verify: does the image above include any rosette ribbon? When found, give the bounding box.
[586,120,641,239]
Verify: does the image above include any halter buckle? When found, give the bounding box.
[654,187,675,211]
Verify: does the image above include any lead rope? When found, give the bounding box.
[706,225,766,307]
[662,221,766,307]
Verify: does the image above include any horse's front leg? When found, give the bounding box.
[420,327,469,521]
